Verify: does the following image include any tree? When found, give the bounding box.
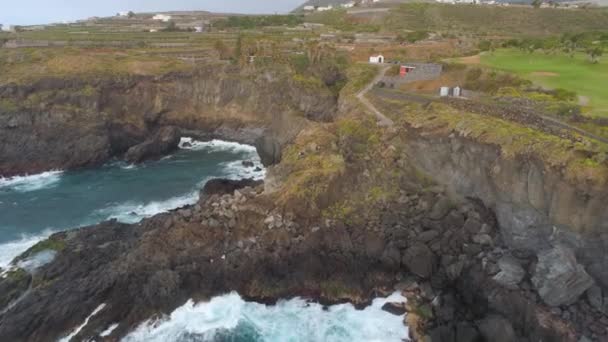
[532,0,543,8]
[128,11,136,18]
[478,40,492,53]
[586,46,603,64]
[161,21,179,32]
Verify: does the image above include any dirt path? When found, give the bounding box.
[357,64,394,127]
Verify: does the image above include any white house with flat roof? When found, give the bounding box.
[369,54,385,64]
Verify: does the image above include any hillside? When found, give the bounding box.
[305,3,608,36]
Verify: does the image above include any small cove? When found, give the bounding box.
[0,139,264,268]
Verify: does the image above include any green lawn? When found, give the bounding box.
[480,49,608,117]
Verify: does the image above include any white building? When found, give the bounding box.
[1,25,15,32]
[342,2,356,8]
[303,5,316,11]
[369,54,385,64]
[317,5,334,11]
[152,14,172,22]
[117,11,130,17]
[194,26,204,33]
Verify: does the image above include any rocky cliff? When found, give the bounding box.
[402,126,608,293]
[0,63,339,176]
[2,63,608,341]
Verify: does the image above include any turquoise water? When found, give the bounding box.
[1,138,410,342]
[0,139,264,268]
[119,292,408,342]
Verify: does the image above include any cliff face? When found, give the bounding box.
[0,64,339,176]
[404,133,608,288]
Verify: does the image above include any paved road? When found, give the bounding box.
[357,64,394,127]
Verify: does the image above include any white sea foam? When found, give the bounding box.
[0,229,54,270]
[220,160,266,181]
[58,303,107,342]
[0,171,63,192]
[122,292,408,342]
[120,164,138,170]
[100,323,119,337]
[94,191,200,224]
[17,250,57,273]
[179,138,257,154]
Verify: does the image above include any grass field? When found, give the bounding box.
[478,49,608,117]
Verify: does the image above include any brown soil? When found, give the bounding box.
[458,54,481,65]
[531,71,559,77]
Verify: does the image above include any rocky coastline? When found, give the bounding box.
[1,64,608,341]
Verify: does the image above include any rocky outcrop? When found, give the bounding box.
[403,133,608,298]
[124,126,181,163]
[0,64,339,176]
[532,245,595,307]
[0,178,587,341]
[201,178,263,196]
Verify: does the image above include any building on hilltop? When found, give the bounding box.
[152,14,172,22]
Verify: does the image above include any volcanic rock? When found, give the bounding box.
[124,126,180,163]
[492,255,525,290]
[532,245,595,306]
[202,178,263,197]
[402,243,436,279]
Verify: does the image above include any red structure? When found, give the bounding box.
[400,65,415,77]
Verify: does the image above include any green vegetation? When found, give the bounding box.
[381,3,608,36]
[0,98,19,112]
[370,96,608,185]
[340,63,377,97]
[306,9,380,33]
[480,49,608,117]
[4,268,28,283]
[213,15,304,30]
[14,237,66,262]
[0,47,195,83]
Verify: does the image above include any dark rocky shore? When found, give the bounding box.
[2,64,608,341]
[0,173,602,341]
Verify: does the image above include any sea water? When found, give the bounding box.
[0,139,264,269]
[119,292,408,342]
[2,138,409,342]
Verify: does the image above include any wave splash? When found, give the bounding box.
[0,229,54,270]
[122,292,408,342]
[179,138,257,154]
[93,190,201,224]
[0,171,63,192]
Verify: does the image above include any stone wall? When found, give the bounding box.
[382,63,443,86]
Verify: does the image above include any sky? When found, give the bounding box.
[1,0,305,26]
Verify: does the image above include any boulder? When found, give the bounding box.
[456,322,480,342]
[124,126,181,163]
[532,245,595,307]
[202,178,263,197]
[429,196,452,220]
[381,302,406,316]
[478,315,517,342]
[429,325,455,342]
[255,135,282,166]
[241,160,255,168]
[402,243,436,279]
[492,256,525,290]
[586,285,606,314]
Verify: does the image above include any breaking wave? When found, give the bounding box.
[93,190,201,224]
[122,292,408,342]
[179,138,257,154]
[0,171,63,192]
